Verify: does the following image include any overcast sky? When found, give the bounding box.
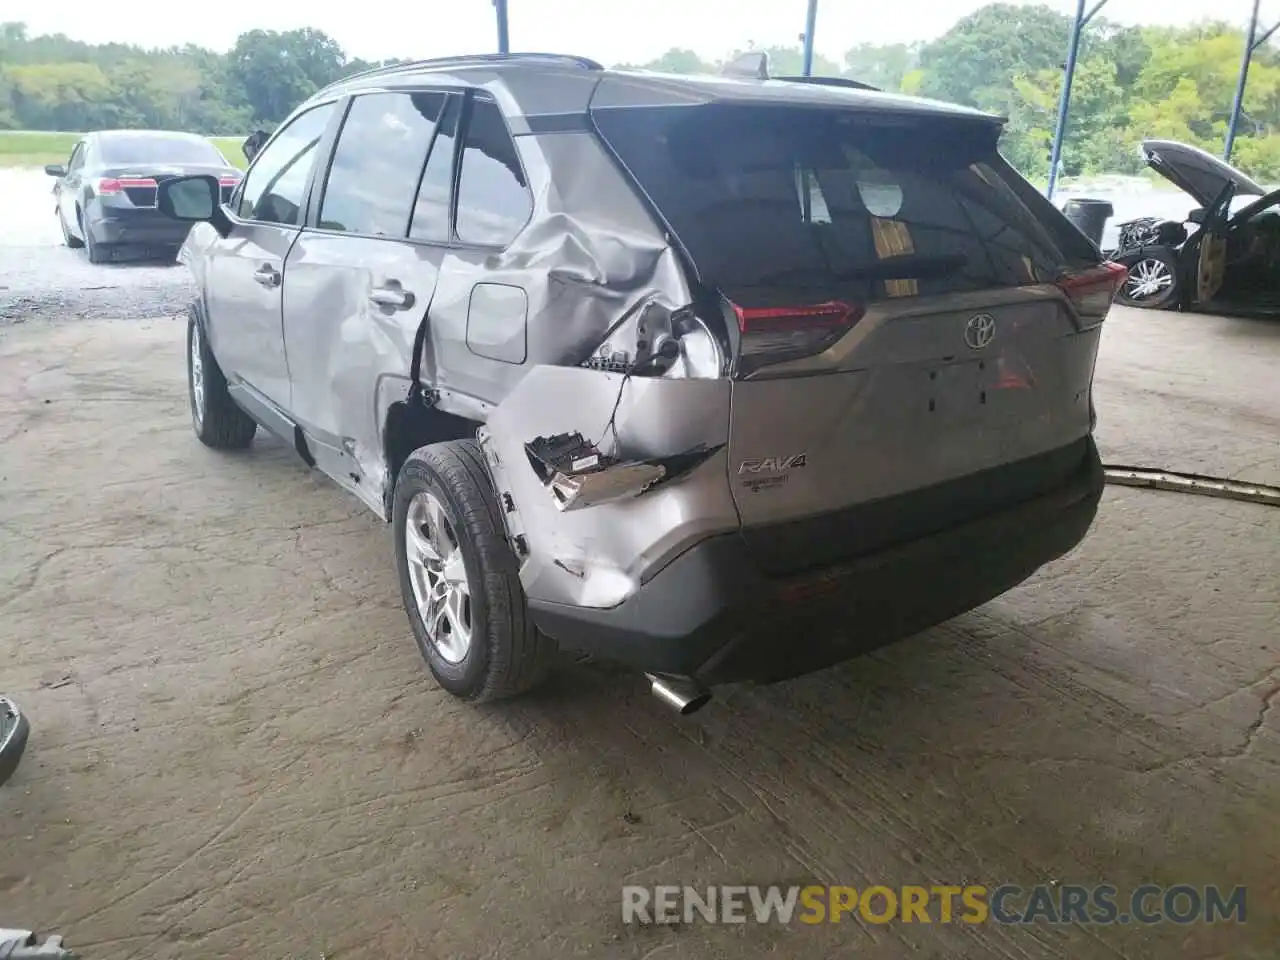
[12,0,1277,65]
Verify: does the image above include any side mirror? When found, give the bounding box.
[1187,208,1206,224]
[242,129,269,163]
[44,164,66,177]
[157,175,220,222]
[0,696,30,786]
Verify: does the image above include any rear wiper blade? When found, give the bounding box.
[750,253,969,287]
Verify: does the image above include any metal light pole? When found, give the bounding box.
[1047,0,1109,200]
[1224,0,1279,161]
[1225,0,1261,162]
[494,0,510,54]
[801,0,819,77]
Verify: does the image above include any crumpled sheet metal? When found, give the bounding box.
[353,128,694,521]
[478,366,737,610]
[422,130,692,421]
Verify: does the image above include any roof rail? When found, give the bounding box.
[333,52,604,88]
[777,75,881,92]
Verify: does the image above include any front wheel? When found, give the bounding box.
[60,206,83,249]
[1116,248,1180,309]
[393,440,555,702]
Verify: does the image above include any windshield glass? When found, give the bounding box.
[593,104,1087,303]
[97,134,225,166]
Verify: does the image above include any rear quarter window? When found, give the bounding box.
[454,97,532,246]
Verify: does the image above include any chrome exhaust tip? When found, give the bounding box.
[646,673,711,716]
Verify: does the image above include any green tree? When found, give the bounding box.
[4,7,1280,183]
[843,42,918,91]
[616,48,713,74]
[228,28,346,125]
[917,3,1068,109]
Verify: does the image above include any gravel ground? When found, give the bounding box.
[0,168,194,325]
[0,170,1277,960]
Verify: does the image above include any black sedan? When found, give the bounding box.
[1112,139,1280,313]
[45,130,242,264]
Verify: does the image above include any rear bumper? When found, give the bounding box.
[88,206,192,247]
[529,436,1104,685]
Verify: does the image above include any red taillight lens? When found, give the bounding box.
[1057,261,1128,319]
[97,177,157,194]
[218,176,240,187]
[730,300,865,374]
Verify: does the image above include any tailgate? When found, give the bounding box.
[728,288,1101,572]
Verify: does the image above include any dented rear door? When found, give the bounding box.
[282,89,457,502]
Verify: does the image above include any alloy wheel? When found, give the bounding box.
[190,323,206,427]
[404,491,473,664]
[1125,257,1174,301]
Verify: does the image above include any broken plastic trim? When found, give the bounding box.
[582,298,727,380]
[525,432,722,512]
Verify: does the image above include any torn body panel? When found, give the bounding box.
[478,366,736,609]
[420,130,693,411]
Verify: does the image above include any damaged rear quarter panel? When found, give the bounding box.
[422,124,692,412]
[479,366,737,609]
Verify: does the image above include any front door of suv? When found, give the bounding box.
[281,89,457,505]
[203,101,339,411]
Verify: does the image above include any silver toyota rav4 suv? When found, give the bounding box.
[158,52,1122,713]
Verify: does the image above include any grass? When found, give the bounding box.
[0,130,248,169]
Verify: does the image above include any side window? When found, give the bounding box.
[454,97,532,246]
[236,103,337,227]
[319,91,446,236]
[409,95,460,242]
[68,144,85,172]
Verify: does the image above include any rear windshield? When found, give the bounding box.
[97,134,224,166]
[592,104,1094,302]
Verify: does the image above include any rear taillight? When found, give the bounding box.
[730,300,864,374]
[97,177,157,195]
[1057,261,1128,319]
[218,176,240,188]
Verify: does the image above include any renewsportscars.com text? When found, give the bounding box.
[622,884,1247,926]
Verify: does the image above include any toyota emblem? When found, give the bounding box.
[964,313,996,350]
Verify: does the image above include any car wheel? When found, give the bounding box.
[84,222,110,264]
[1117,248,1179,309]
[60,207,84,249]
[187,308,257,449]
[394,440,555,702]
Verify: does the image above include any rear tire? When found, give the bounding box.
[84,223,109,264]
[187,308,257,449]
[1116,247,1180,309]
[393,440,555,702]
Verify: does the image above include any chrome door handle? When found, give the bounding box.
[369,284,415,310]
[253,264,281,288]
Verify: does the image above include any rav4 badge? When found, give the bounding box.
[738,454,808,475]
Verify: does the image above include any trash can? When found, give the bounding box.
[1061,198,1114,247]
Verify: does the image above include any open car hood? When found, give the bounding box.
[1141,139,1266,208]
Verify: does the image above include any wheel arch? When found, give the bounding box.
[380,392,482,519]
